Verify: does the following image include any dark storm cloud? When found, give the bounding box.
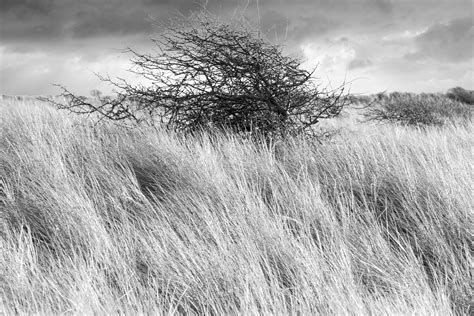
[70,5,152,38]
[0,0,399,43]
[406,17,473,63]
[0,0,54,15]
[371,0,393,13]
[0,0,59,40]
[0,0,202,42]
[1,0,473,95]
[143,0,203,12]
[260,10,288,38]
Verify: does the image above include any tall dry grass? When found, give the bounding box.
[0,99,472,314]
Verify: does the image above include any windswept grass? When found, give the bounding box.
[1,100,472,314]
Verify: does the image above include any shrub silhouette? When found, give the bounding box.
[50,13,348,139]
[364,92,473,126]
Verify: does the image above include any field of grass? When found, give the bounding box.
[1,99,472,314]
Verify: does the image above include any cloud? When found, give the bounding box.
[348,58,372,70]
[370,0,393,14]
[301,40,356,85]
[1,0,473,96]
[0,0,54,15]
[0,0,400,43]
[0,0,188,41]
[69,6,152,38]
[0,45,141,96]
[260,10,288,39]
[406,16,474,63]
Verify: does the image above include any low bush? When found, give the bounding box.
[446,86,474,105]
[364,92,473,126]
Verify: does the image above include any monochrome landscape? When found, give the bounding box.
[1,0,473,314]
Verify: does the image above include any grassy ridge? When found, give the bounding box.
[1,100,472,314]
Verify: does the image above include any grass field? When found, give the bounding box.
[1,99,472,314]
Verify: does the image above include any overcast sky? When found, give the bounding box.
[0,0,472,96]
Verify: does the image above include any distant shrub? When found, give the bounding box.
[364,92,473,126]
[446,87,474,105]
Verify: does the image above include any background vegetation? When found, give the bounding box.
[363,92,473,127]
[1,97,472,314]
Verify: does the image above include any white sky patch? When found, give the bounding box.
[0,48,49,69]
[300,41,358,91]
[413,67,473,92]
[301,42,356,70]
[0,36,150,96]
[381,28,428,41]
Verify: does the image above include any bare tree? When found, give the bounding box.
[49,12,348,139]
